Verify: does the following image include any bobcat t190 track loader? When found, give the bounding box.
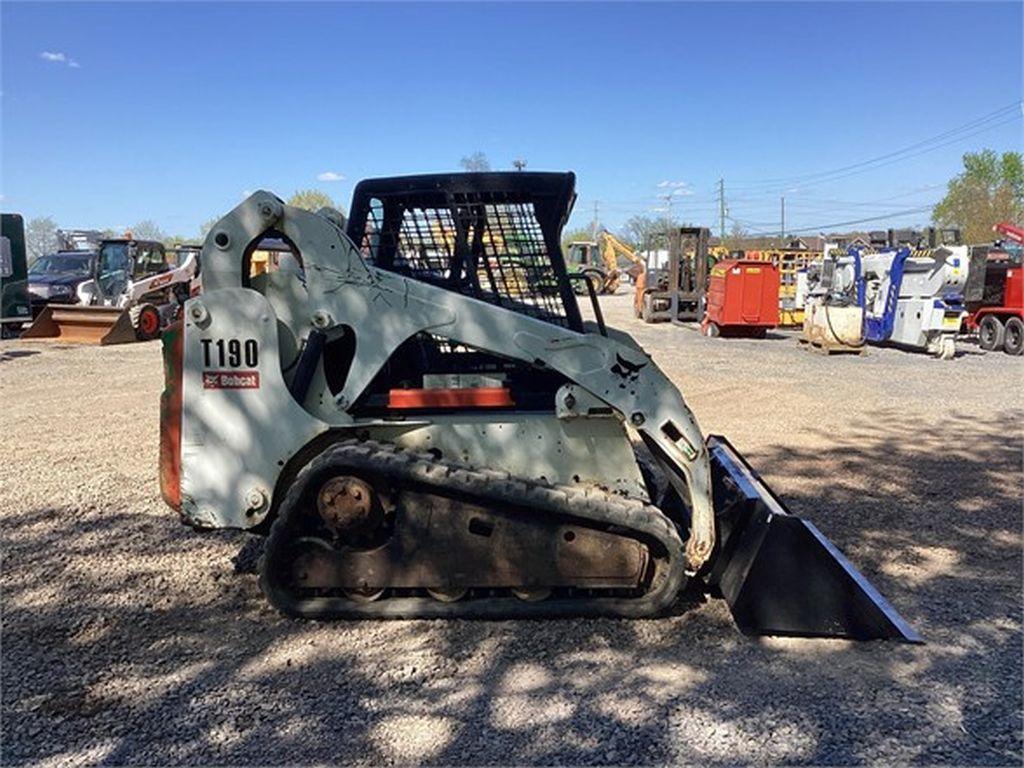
[160,173,918,640]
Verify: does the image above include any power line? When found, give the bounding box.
[727,101,1021,191]
[783,206,936,234]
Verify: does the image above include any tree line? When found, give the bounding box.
[563,148,1022,256]
[20,149,1022,263]
[22,190,343,263]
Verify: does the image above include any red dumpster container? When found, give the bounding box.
[701,259,779,338]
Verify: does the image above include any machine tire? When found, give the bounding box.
[582,268,607,295]
[978,315,1004,351]
[131,304,162,341]
[1003,317,1024,356]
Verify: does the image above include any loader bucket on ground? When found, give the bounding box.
[705,435,921,642]
[20,305,138,345]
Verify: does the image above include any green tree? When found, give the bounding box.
[25,216,59,262]
[621,215,679,250]
[459,151,491,172]
[130,219,167,242]
[287,189,337,212]
[933,149,1023,243]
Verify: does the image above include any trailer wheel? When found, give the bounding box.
[978,315,1004,351]
[131,304,162,341]
[1003,317,1024,356]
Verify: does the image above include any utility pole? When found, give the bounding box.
[717,178,726,241]
[591,201,599,240]
[780,196,786,240]
[660,194,673,223]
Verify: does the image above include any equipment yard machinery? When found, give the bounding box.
[635,227,711,324]
[23,237,198,344]
[1,214,31,338]
[743,248,822,327]
[701,259,780,338]
[964,222,1024,356]
[566,231,644,295]
[159,172,917,640]
[806,239,968,359]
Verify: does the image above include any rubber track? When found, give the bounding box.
[259,439,687,619]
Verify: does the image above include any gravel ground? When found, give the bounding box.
[2,294,1022,766]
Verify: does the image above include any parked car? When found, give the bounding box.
[27,250,97,309]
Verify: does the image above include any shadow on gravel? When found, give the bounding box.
[0,349,40,364]
[1,412,1021,766]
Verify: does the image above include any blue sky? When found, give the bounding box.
[2,2,1021,239]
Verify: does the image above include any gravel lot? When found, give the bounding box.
[2,294,1022,766]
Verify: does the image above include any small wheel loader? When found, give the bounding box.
[160,172,917,640]
[22,238,198,345]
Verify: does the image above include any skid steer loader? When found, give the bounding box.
[160,173,918,640]
[22,238,198,344]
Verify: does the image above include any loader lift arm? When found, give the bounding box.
[175,173,917,640]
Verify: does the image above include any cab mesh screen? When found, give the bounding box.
[353,187,576,329]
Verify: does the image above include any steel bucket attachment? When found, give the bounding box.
[20,305,137,345]
[705,435,920,642]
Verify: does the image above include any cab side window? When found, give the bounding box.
[133,244,167,278]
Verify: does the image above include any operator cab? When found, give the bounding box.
[90,239,167,305]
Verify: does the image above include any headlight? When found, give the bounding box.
[50,284,73,296]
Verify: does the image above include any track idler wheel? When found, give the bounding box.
[512,588,552,602]
[427,588,468,603]
[316,476,383,541]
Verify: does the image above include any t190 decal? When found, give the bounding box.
[200,338,258,368]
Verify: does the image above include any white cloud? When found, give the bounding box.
[40,51,80,68]
[657,180,690,189]
[316,171,345,182]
